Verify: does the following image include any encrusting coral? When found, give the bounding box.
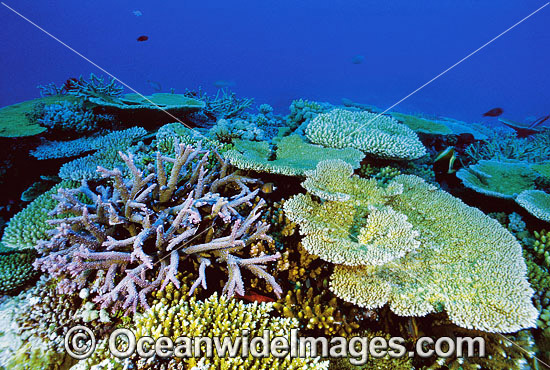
[284,159,538,333]
[33,141,282,314]
[305,109,426,160]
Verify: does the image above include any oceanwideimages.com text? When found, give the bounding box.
[65,326,485,364]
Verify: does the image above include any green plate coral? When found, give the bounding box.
[224,134,364,176]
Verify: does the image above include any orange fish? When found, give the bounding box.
[236,291,276,303]
[137,35,149,42]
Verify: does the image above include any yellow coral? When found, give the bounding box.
[286,160,538,333]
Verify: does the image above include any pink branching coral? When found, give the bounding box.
[33,141,281,314]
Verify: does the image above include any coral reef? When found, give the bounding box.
[0,248,38,294]
[390,111,453,135]
[516,190,550,222]
[284,159,538,333]
[274,287,361,337]
[57,128,146,181]
[305,109,426,160]
[37,100,113,133]
[184,88,253,119]
[225,134,364,176]
[31,127,147,160]
[1,181,79,250]
[456,160,538,199]
[88,93,205,114]
[208,117,265,142]
[34,142,281,313]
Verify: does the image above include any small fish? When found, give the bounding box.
[133,10,142,17]
[351,55,365,64]
[147,79,162,92]
[213,80,235,88]
[137,35,149,42]
[236,291,276,303]
[260,182,277,194]
[433,147,456,174]
[482,107,503,117]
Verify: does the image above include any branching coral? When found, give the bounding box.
[208,117,265,143]
[184,88,253,119]
[284,159,538,333]
[77,293,329,369]
[34,142,281,314]
[305,109,426,160]
[274,287,361,337]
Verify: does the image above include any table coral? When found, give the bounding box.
[516,190,550,222]
[456,160,538,199]
[285,159,538,333]
[34,141,281,314]
[224,134,364,176]
[305,109,426,160]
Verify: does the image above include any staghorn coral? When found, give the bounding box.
[1,181,79,250]
[516,190,550,222]
[284,159,538,333]
[465,130,550,163]
[274,287,361,337]
[224,134,364,177]
[184,88,253,119]
[40,73,124,98]
[456,160,538,199]
[34,142,281,314]
[31,127,146,160]
[305,109,426,160]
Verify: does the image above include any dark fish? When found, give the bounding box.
[351,55,365,64]
[147,79,162,92]
[482,107,503,117]
[498,117,541,138]
[137,35,149,42]
[213,80,235,88]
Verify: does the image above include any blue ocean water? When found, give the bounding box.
[1,0,549,123]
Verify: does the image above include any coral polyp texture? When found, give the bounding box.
[305,109,426,160]
[516,190,550,222]
[456,160,538,199]
[284,159,538,333]
[33,142,282,314]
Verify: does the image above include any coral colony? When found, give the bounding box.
[0,74,550,369]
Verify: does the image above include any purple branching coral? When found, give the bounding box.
[33,141,282,314]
